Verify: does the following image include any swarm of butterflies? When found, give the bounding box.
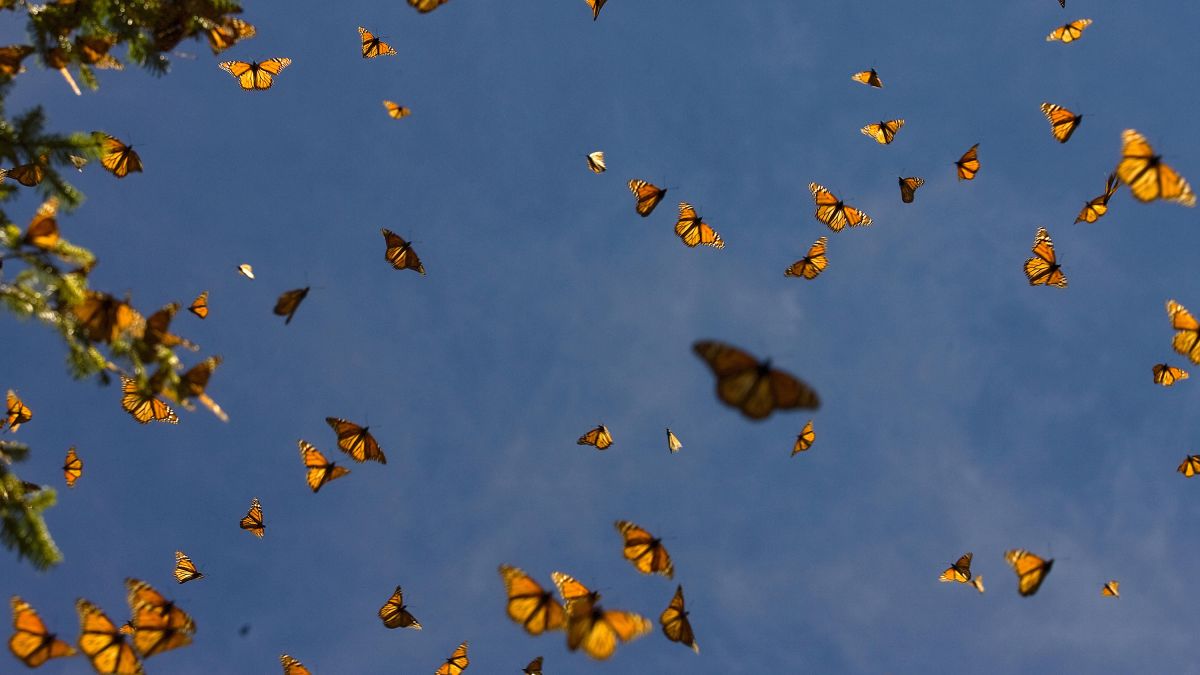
[4,0,1199,672]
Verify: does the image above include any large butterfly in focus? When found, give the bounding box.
[1023,227,1066,288]
[659,585,698,654]
[1116,129,1194,206]
[219,58,292,90]
[1039,103,1081,143]
[693,340,820,420]
[120,376,179,424]
[809,183,872,231]
[674,203,724,249]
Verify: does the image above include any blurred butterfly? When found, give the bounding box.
[206,17,256,54]
[326,417,387,464]
[23,197,59,249]
[1004,549,1053,596]
[76,35,123,70]
[99,135,143,178]
[898,176,924,204]
[939,552,973,583]
[1024,227,1067,288]
[1101,580,1119,598]
[1167,300,1200,364]
[188,292,208,319]
[586,151,606,173]
[666,428,682,453]
[378,586,421,629]
[299,440,350,493]
[809,183,872,231]
[955,144,980,181]
[791,420,814,456]
[577,424,613,450]
[72,291,143,343]
[970,575,985,593]
[0,45,34,76]
[383,101,411,119]
[551,571,601,608]
[5,390,31,432]
[8,596,76,668]
[628,179,666,217]
[3,158,45,186]
[1058,0,1065,6]
[358,26,396,58]
[562,590,650,660]
[784,236,828,279]
[522,657,544,675]
[615,520,674,577]
[409,0,451,12]
[280,654,311,675]
[237,264,255,279]
[75,598,143,674]
[659,585,698,654]
[435,641,469,675]
[174,551,203,584]
[175,356,228,422]
[860,119,904,145]
[142,302,199,355]
[1117,129,1195,206]
[586,0,606,20]
[382,228,425,274]
[274,287,310,324]
[240,497,264,537]
[1153,363,1188,387]
[1074,173,1119,223]
[674,202,724,249]
[120,376,179,424]
[1040,103,1082,143]
[499,564,565,635]
[850,68,882,88]
[1177,455,1200,477]
[1046,18,1092,43]
[693,340,820,420]
[69,155,88,171]
[219,58,291,90]
[124,578,195,657]
[63,446,81,487]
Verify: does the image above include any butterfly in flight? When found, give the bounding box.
[586,0,607,20]
[240,497,264,538]
[809,183,872,231]
[615,521,674,577]
[1074,173,1118,223]
[5,389,31,432]
[523,656,544,675]
[1177,455,1200,477]
[2,156,47,186]
[1024,227,1067,288]
[577,424,613,450]
[970,576,985,593]
[792,420,814,456]
[76,598,143,674]
[666,428,682,453]
[674,202,724,248]
[586,151,606,173]
[63,446,82,487]
[281,654,311,675]
[326,417,387,463]
[693,340,820,420]
[124,578,196,656]
[1004,549,1053,596]
[860,119,905,145]
[1116,129,1194,206]
[1153,363,1188,387]
[8,596,76,668]
[850,68,882,88]
[1166,300,1200,364]
[72,291,143,343]
[274,287,310,324]
[378,586,422,629]
[237,263,255,279]
[382,228,425,274]
[219,58,292,90]
[659,585,699,654]
[359,27,396,58]
[1046,18,1092,43]
[141,302,199,355]
[552,571,600,608]
[955,144,980,181]
[435,641,469,675]
[120,376,179,424]
[409,0,451,12]
[23,196,59,249]
[384,101,411,119]
[784,236,828,279]
[188,291,209,319]
[898,176,924,204]
[1040,103,1082,143]
[299,440,350,493]
[206,17,256,54]
[559,580,650,660]
[0,44,34,77]
[171,356,228,422]
[1101,580,1120,598]
[174,551,204,584]
[99,135,143,178]
[939,552,973,583]
[498,564,565,635]
[628,179,667,217]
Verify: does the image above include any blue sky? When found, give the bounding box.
[4,1,1200,672]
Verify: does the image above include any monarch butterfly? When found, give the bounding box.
[666,428,682,453]
[1153,363,1189,386]
[382,228,425,274]
[693,340,820,420]
[1167,300,1200,364]
[860,119,905,145]
[120,377,179,425]
[586,151,606,173]
[628,179,666,217]
[63,446,82,487]
[435,641,469,675]
[971,575,985,593]
[5,390,31,432]
[8,596,76,668]
[551,571,601,608]
[1177,455,1200,477]
[206,17,256,54]
[1040,103,1082,143]
[784,236,828,279]
[850,68,882,88]
[237,263,255,279]
[174,551,203,584]
[577,424,613,450]
[1074,173,1119,223]
[72,291,143,343]
[240,497,264,537]
[1046,18,1092,43]
[409,0,451,12]
[175,356,228,422]
[2,156,47,186]
[378,586,422,629]
[274,287,310,324]
[280,654,311,675]
[586,0,606,20]
[76,36,123,70]
[0,44,34,76]
[24,197,59,249]
[98,135,143,179]
[142,302,198,354]
[939,552,973,583]
[69,154,88,171]
[358,26,396,58]
[76,598,143,674]
[325,417,387,464]
[124,578,195,657]
[674,203,725,249]
[219,58,291,90]
[498,565,565,635]
[898,176,925,204]
[383,101,411,119]
[1003,549,1053,596]
[299,440,350,493]
[563,594,651,660]
[659,585,698,654]
[615,521,674,578]
[1101,580,1120,598]
[522,656,544,675]
[955,144,980,181]
[809,183,872,232]
[792,420,814,455]
[1024,227,1067,288]
[1116,129,1195,206]
[188,291,209,319]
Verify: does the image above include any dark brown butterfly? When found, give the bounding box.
[274,287,310,324]
[693,340,820,419]
[382,228,425,274]
[659,585,698,653]
[325,417,387,463]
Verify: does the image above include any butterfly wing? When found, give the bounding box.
[499,565,565,635]
[408,0,451,12]
[1004,549,1053,596]
[76,599,143,674]
[381,228,425,274]
[281,654,312,675]
[384,101,412,119]
[666,428,683,452]
[326,417,387,463]
[792,420,815,455]
[9,597,77,667]
[1118,129,1195,206]
[1178,455,1200,477]
[240,497,265,537]
[628,179,666,217]
[100,136,143,178]
[586,0,607,20]
[188,292,209,319]
[956,144,980,180]
[120,377,179,424]
[550,571,599,607]
[586,151,606,173]
[378,586,422,629]
[523,656,544,675]
[577,425,612,449]
[939,552,973,583]
[273,287,310,324]
[62,447,82,487]
[5,389,32,432]
[1101,581,1120,597]
[850,68,882,87]
[434,641,469,675]
[1024,227,1067,287]
[785,236,828,279]
[659,586,698,653]
[174,551,203,583]
[1040,103,1081,143]
[898,176,924,203]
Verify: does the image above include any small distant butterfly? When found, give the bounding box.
[659,585,698,654]
[1004,549,1053,596]
[124,578,195,657]
[219,58,291,90]
[382,228,425,274]
[1167,300,1200,364]
[693,340,820,420]
[577,424,613,450]
[378,586,421,630]
[784,237,828,279]
[615,520,674,578]
[898,176,925,204]
[187,291,209,319]
[120,376,179,425]
[1046,18,1092,43]
[955,144,980,181]
[99,135,143,178]
[791,420,814,455]
[9,596,76,668]
[206,17,256,54]
[1101,580,1119,598]
[499,565,565,636]
[850,68,882,88]
[76,598,142,674]
[358,26,396,58]
[939,552,973,583]
[1117,129,1194,206]
[586,151,606,173]
[1024,227,1067,288]
[971,575,985,593]
[674,202,724,249]
[383,100,411,119]
[24,197,59,249]
[299,440,350,493]
[409,0,451,12]
[240,497,264,538]
[1074,173,1118,223]
[522,657,544,675]
[860,119,905,145]
[586,0,607,20]
[69,154,88,171]
[326,417,387,463]
[5,389,32,432]
[237,264,255,279]
[1153,363,1188,387]
[1040,103,1082,143]
[1177,454,1200,477]
[76,36,123,70]
[273,287,310,324]
[628,179,667,217]
[174,551,203,584]
[280,654,311,675]
[666,428,682,453]
[435,641,469,675]
[63,446,82,487]
[809,183,872,232]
